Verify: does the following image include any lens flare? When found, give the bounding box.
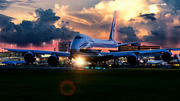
[60,80,76,96]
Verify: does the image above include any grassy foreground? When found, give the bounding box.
[0,69,180,101]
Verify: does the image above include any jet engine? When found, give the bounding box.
[127,54,138,65]
[24,52,36,63]
[161,51,173,62]
[47,54,59,66]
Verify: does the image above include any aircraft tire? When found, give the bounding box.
[89,65,91,69]
[93,65,95,69]
[101,65,103,69]
[105,65,109,69]
[111,65,114,69]
[115,65,118,69]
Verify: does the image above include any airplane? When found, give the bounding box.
[3,11,180,69]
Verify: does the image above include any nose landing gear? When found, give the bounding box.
[111,58,119,69]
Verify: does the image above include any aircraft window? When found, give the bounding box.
[75,37,83,39]
[80,43,88,48]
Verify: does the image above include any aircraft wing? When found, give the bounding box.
[2,60,25,64]
[101,48,180,57]
[118,41,144,46]
[3,48,70,57]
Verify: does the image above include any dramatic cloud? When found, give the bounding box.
[2,0,180,48]
[117,26,139,42]
[163,0,180,11]
[0,8,79,46]
[58,20,70,28]
[0,0,37,11]
[0,14,14,24]
[0,0,12,10]
[53,0,180,48]
[53,0,163,40]
[139,13,156,21]
[17,0,37,8]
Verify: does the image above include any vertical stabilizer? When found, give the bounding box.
[109,11,116,40]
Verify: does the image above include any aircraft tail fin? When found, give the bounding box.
[109,11,116,40]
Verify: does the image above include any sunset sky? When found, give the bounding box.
[1,0,180,53]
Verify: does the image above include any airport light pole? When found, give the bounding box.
[52,39,55,47]
[15,44,17,49]
[10,44,13,49]
[58,39,61,51]
[31,43,33,49]
[52,39,55,51]
[43,42,46,50]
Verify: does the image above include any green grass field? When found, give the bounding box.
[0,69,180,101]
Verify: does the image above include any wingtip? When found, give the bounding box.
[2,48,8,50]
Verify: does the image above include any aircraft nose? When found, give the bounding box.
[70,48,79,54]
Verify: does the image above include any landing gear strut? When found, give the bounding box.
[89,62,96,69]
[100,61,108,69]
[111,58,119,69]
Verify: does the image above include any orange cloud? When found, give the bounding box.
[53,0,166,41]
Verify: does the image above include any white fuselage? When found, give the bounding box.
[70,34,117,55]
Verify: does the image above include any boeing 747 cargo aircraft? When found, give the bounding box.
[3,11,180,69]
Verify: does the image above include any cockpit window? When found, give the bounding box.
[75,37,83,39]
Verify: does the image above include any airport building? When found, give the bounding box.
[58,41,71,52]
[118,43,160,52]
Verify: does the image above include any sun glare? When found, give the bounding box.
[149,4,159,14]
[76,58,84,65]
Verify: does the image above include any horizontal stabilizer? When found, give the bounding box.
[118,41,144,46]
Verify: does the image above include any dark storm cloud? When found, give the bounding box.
[0,0,23,10]
[0,14,14,28]
[35,8,60,24]
[0,0,12,10]
[117,26,139,42]
[58,20,69,28]
[139,13,156,21]
[139,0,180,47]
[144,28,166,43]
[163,0,180,12]
[115,0,180,48]
[143,28,180,47]
[17,0,37,8]
[174,26,180,29]
[0,0,37,10]
[0,8,79,46]
[0,14,14,21]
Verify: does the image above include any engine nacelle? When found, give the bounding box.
[24,52,35,63]
[161,51,173,62]
[47,54,59,66]
[127,54,138,65]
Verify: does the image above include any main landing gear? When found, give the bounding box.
[89,62,96,69]
[100,61,108,69]
[111,58,119,69]
[88,61,108,69]
[88,58,119,70]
